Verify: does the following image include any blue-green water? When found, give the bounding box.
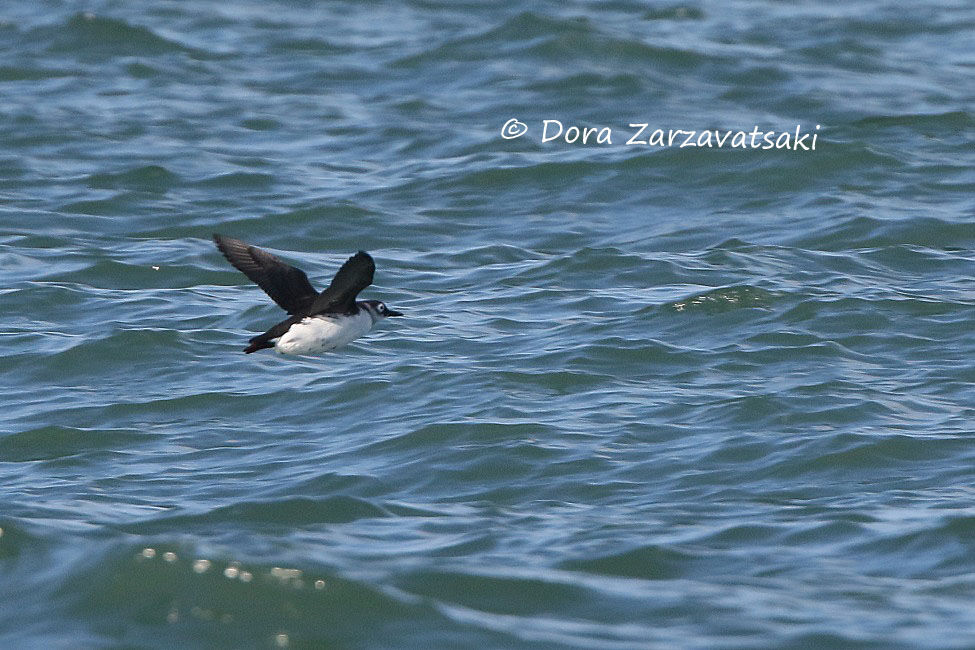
[2,1,974,648]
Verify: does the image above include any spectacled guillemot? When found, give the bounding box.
[213,234,402,354]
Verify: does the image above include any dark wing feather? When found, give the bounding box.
[213,234,318,315]
[309,251,375,315]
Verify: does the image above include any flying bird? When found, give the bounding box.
[213,234,402,354]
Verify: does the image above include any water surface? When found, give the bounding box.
[1,1,974,648]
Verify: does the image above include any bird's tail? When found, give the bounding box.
[242,315,302,353]
[243,338,274,354]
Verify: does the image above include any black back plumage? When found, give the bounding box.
[213,234,377,352]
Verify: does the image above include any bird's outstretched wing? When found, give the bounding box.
[309,251,375,315]
[213,234,318,315]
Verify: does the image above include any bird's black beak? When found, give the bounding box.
[387,309,403,317]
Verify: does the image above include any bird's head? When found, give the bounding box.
[361,300,403,323]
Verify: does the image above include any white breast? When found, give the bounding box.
[274,312,374,355]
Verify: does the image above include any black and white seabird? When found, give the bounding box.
[213,234,402,354]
